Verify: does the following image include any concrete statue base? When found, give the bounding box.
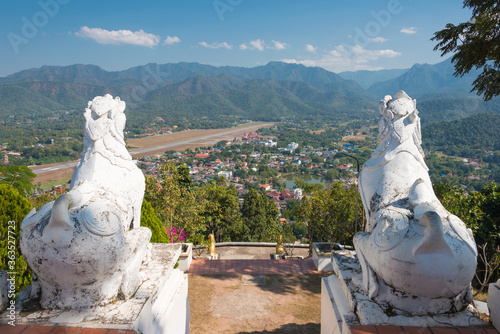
[321,250,488,334]
[1,244,190,334]
[489,279,500,332]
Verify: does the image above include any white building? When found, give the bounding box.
[218,171,233,180]
[287,142,299,151]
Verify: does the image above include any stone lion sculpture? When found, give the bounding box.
[354,91,477,315]
[21,95,151,309]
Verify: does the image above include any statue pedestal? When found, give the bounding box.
[321,250,488,334]
[1,244,190,334]
[489,280,500,332]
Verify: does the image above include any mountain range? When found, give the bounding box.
[0,58,498,128]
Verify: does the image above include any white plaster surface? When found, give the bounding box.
[0,244,190,334]
[178,243,193,272]
[489,279,500,332]
[354,91,477,315]
[313,248,334,271]
[322,250,489,328]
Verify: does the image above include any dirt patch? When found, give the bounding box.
[34,168,74,188]
[342,135,366,141]
[189,274,325,334]
[309,129,326,134]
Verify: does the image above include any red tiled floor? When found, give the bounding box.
[375,326,406,334]
[50,328,83,334]
[484,330,500,334]
[456,329,489,334]
[0,324,28,334]
[189,258,322,275]
[402,327,433,334]
[351,324,379,334]
[22,325,55,334]
[431,328,461,334]
[79,329,109,334]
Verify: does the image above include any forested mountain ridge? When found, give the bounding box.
[0,62,377,127]
[422,112,500,153]
[367,58,480,99]
[2,59,500,136]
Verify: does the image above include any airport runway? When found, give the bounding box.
[31,123,272,175]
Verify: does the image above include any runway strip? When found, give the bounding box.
[30,123,272,175]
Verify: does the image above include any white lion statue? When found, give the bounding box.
[21,95,151,309]
[354,91,477,314]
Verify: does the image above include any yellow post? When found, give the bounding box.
[276,234,284,255]
[209,233,216,257]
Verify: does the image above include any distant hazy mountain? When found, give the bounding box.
[1,61,369,98]
[338,68,408,89]
[367,58,479,99]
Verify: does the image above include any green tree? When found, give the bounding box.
[28,192,59,211]
[196,180,242,242]
[434,182,500,285]
[295,181,362,253]
[240,189,281,242]
[0,166,36,196]
[140,200,169,243]
[0,184,33,294]
[144,163,202,236]
[432,0,500,100]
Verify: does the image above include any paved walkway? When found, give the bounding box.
[189,258,320,275]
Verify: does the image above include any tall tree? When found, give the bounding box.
[295,181,362,252]
[196,180,242,242]
[140,200,169,243]
[144,163,202,236]
[240,189,281,242]
[432,0,500,100]
[0,184,33,294]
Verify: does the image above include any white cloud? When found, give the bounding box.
[282,44,401,72]
[371,37,388,43]
[305,44,317,53]
[76,26,160,47]
[199,41,232,49]
[250,39,265,51]
[240,39,265,51]
[163,36,181,45]
[400,27,418,34]
[270,40,287,50]
[240,39,288,51]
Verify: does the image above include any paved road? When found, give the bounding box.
[31,123,272,175]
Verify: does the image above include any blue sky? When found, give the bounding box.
[0,0,471,77]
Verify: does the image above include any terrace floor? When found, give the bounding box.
[1,259,498,334]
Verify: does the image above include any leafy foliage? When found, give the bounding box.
[144,163,202,235]
[195,180,243,242]
[434,181,500,284]
[0,184,33,294]
[240,189,281,242]
[432,0,500,100]
[0,166,36,196]
[295,181,362,249]
[140,200,169,243]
